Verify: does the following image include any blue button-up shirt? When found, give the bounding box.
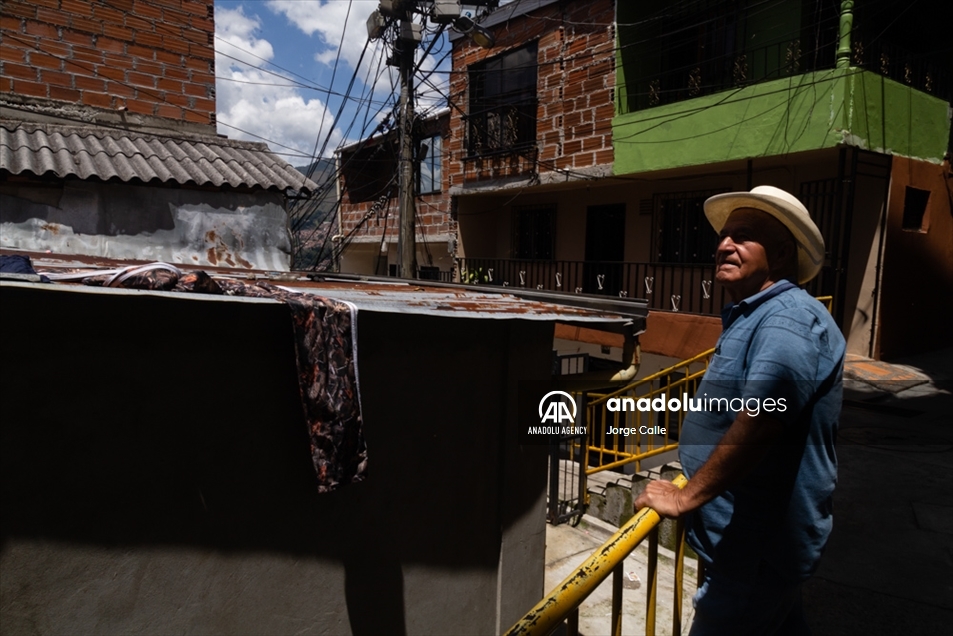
[679,282,846,582]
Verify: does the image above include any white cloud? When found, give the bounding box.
[265,0,401,105]
[215,2,454,159]
[266,0,377,70]
[215,5,339,161]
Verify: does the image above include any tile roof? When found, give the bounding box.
[0,121,318,194]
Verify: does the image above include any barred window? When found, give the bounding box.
[652,191,721,264]
[513,204,555,260]
[467,42,538,156]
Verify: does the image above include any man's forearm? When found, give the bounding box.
[633,411,784,517]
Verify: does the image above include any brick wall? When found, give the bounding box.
[447,0,615,186]
[338,193,454,242]
[1,0,216,126]
[339,115,453,242]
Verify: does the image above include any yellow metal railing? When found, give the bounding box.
[582,295,834,475]
[583,350,712,476]
[507,475,692,636]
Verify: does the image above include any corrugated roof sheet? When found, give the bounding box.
[0,121,318,194]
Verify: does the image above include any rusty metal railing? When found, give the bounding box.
[507,474,693,636]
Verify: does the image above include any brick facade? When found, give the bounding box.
[338,113,453,242]
[1,0,216,126]
[447,0,615,187]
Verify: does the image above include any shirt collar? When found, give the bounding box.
[720,280,797,329]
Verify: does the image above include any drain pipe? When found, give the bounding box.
[609,332,642,383]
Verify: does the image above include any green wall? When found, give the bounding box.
[612,69,951,175]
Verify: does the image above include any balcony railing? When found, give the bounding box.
[622,34,838,114]
[457,258,729,315]
[852,39,950,100]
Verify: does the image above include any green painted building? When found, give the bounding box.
[610,0,951,359]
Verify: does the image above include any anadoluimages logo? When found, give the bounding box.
[538,390,576,424]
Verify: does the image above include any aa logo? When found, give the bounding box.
[538,391,577,424]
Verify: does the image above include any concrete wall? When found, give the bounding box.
[0,179,292,270]
[877,157,953,359]
[613,69,951,175]
[338,241,454,278]
[0,283,551,634]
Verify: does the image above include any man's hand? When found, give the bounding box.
[633,479,685,518]
[633,411,786,520]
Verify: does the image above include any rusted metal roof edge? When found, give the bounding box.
[306,273,649,325]
[0,280,282,305]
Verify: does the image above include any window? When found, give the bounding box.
[901,186,930,231]
[467,42,538,156]
[341,141,397,204]
[652,191,721,264]
[513,204,555,260]
[417,135,441,194]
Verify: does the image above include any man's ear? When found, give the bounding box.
[771,239,798,279]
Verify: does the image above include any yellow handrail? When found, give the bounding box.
[583,351,712,476]
[582,294,834,475]
[506,474,689,636]
[588,347,716,407]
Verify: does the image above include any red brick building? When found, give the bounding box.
[2,0,216,127]
[336,109,454,279]
[447,0,615,189]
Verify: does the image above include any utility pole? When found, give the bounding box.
[397,9,418,279]
[367,1,496,279]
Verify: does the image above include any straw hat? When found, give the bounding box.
[704,185,825,284]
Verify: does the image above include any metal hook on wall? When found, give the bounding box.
[487,268,494,282]
[555,272,562,288]
[702,280,712,299]
[597,274,605,290]
[671,294,681,312]
[519,271,526,287]
[645,276,654,295]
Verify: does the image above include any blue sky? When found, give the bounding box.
[213,1,453,166]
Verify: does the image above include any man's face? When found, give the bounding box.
[715,208,791,301]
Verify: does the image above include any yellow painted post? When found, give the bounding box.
[646,527,658,636]
[611,563,623,636]
[673,517,686,636]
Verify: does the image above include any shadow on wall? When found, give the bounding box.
[0,287,549,633]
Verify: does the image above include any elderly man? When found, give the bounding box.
[634,186,845,635]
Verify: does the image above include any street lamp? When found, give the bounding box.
[451,15,495,48]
